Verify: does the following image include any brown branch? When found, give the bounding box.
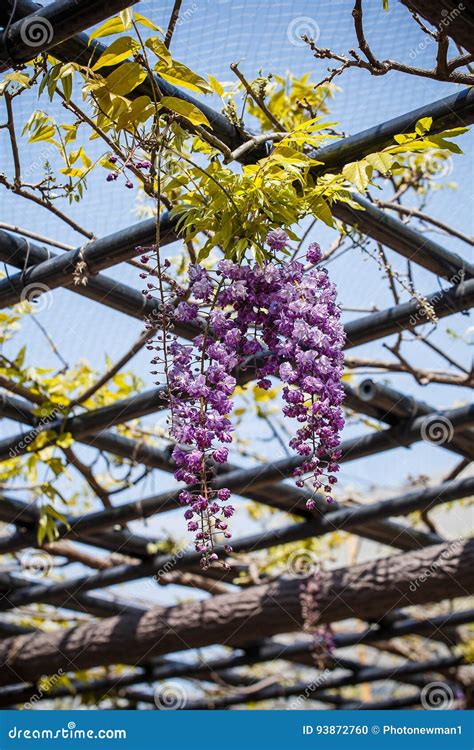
[230,63,285,132]
[0,539,472,686]
[77,329,154,406]
[305,11,474,86]
[443,458,470,482]
[352,1,382,69]
[3,93,21,184]
[158,571,231,596]
[0,176,94,240]
[62,447,113,509]
[0,223,74,251]
[164,0,183,48]
[43,540,137,570]
[436,33,450,77]
[344,357,472,387]
[374,201,474,246]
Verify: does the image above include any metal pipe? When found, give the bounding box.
[126,655,464,709]
[2,231,472,352]
[358,378,474,460]
[0,275,472,462]
[314,87,474,171]
[0,231,166,323]
[344,278,474,347]
[333,195,474,281]
[0,215,177,308]
[0,475,469,609]
[0,2,471,278]
[0,0,138,72]
[0,0,257,160]
[1,388,471,523]
[0,391,440,557]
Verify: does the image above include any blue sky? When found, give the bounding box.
[0,1,472,603]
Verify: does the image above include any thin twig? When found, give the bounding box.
[164,0,183,49]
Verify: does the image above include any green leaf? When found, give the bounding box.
[5,72,30,85]
[365,151,394,174]
[415,116,432,136]
[156,61,211,93]
[342,159,372,191]
[393,133,411,145]
[208,74,224,97]
[55,433,74,449]
[37,514,49,545]
[104,62,147,96]
[310,196,335,228]
[44,504,70,527]
[426,135,463,154]
[61,124,78,143]
[119,8,133,29]
[28,123,55,143]
[61,74,72,103]
[145,37,172,66]
[116,95,154,129]
[14,345,26,368]
[89,15,127,41]
[92,36,138,70]
[160,96,210,127]
[133,12,164,32]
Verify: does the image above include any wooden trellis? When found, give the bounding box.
[0,0,473,711]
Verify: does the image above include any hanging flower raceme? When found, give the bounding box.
[139,230,345,565]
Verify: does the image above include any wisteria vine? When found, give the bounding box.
[140,231,345,567]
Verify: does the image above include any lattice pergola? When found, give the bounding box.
[0,0,473,711]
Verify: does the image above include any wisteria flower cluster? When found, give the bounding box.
[106,153,151,189]
[140,231,345,566]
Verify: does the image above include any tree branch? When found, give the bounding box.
[0,539,471,686]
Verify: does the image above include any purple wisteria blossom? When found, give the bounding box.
[140,229,345,564]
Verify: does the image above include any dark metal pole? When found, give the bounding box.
[0,1,472,279]
[0,476,469,609]
[0,388,441,557]
[0,215,177,308]
[2,230,472,349]
[0,276,472,462]
[125,655,464,709]
[333,195,474,281]
[314,87,474,171]
[0,0,139,72]
[358,378,474,460]
[344,278,474,347]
